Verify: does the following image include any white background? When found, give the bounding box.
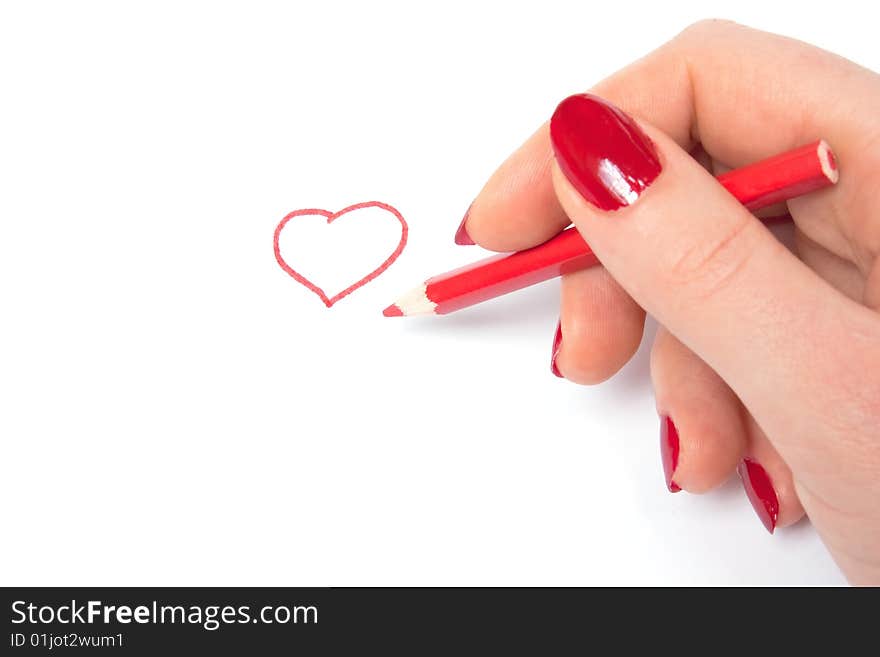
[1,1,875,585]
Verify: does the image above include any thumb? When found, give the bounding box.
[548,93,879,487]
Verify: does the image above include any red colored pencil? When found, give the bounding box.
[383,140,837,317]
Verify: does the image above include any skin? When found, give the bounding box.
[463,20,880,584]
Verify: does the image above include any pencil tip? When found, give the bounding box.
[385,283,437,316]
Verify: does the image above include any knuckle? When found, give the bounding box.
[665,214,760,302]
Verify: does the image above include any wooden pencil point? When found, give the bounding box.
[385,283,438,317]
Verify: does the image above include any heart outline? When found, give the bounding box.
[273,201,408,307]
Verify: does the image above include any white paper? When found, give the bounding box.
[2,0,870,585]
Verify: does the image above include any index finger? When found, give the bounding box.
[465,20,880,266]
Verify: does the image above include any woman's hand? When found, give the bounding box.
[459,20,880,584]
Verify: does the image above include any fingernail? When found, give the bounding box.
[659,415,681,493]
[550,320,563,377]
[454,206,475,245]
[737,458,779,534]
[549,93,661,210]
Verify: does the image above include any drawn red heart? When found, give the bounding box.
[273,201,408,307]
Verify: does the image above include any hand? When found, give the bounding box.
[460,20,880,584]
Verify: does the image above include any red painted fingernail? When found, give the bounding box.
[660,415,681,493]
[737,458,779,534]
[549,93,661,210]
[550,320,563,377]
[454,206,475,245]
